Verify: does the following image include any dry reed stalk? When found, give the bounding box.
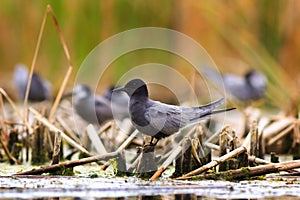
[29,107,91,156]
[21,4,74,122]
[156,126,198,164]
[248,155,270,165]
[191,138,202,165]
[50,131,62,165]
[23,3,49,115]
[46,5,73,121]
[0,88,33,134]
[127,153,142,172]
[267,124,295,146]
[0,89,21,118]
[86,124,107,154]
[204,142,220,150]
[250,120,259,157]
[98,121,114,135]
[150,146,182,181]
[247,155,298,173]
[243,118,268,153]
[177,146,247,179]
[242,130,251,150]
[117,129,140,150]
[56,116,81,144]
[205,125,228,144]
[0,135,21,164]
[291,121,300,159]
[149,126,199,181]
[3,121,25,126]
[258,117,271,134]
[0,94,8,140]
[263,117,295,139]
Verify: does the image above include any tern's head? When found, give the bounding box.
[114,79,148,97]
[73,84,92,102]
[245,70,266,90]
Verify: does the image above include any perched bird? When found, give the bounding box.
[223,70,266,102]
[71,84,129,125]
[13,64,51,102]
[103,85,129,107]
[114,79,235,145]
[204,68,267,102]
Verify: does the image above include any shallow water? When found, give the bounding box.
[1,176,300,199]
[1,164,300,199]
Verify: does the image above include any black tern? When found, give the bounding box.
[13,64,51,102]
[72,84,129,125]
[114,79,235,145]
[204,68,267,102]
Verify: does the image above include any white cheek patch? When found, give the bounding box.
[250,75,266,89]
[73,86,90,104]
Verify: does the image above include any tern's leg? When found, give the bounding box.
[150,137,154,145]
[149,137,159,146]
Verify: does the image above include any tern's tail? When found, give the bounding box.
[189,98,235,123]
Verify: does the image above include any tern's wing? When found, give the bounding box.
[145,98,230,136]
[94,96,113,123]
[13,64,29,99]
[42,79,51,100]
[145,101,188,136]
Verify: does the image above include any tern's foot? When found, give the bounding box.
[136,143,155,154]
[142,143,156,153]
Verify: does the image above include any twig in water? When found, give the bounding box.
[14,151,119,175]
[185,159,300,181]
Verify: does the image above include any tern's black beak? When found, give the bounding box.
[112,87,125,93]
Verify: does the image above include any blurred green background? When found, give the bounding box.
[0,1,299,108]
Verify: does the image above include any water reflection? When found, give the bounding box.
[20,195,300,200]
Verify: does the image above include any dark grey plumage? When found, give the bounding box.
[204,68,267,102]
[114,79,235,144]
[13,64,51,102]
[72,84,129,125]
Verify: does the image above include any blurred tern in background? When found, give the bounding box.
[13,64,51,102]
[70,84,129,125]
[203,68,267,102]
